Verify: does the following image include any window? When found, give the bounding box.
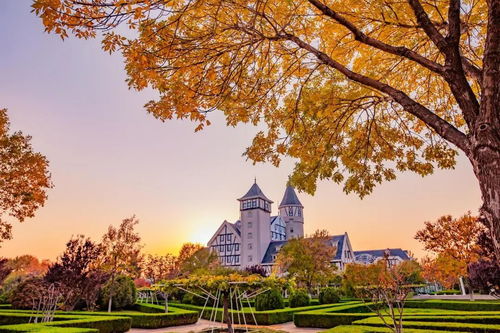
[248,232,253,239]
[219,235,224,242]
[247,210,253,217]
[226,244,231,251]
[226,234,231,242]
[291,228,294,234]
[235,243,240,251]
[248,255,253,262]
[248,221,253,228]
[235,256,240,263]
[288,207,293,216]
[298,209,302,217]
[252,199,257,207]
[248,243,253,250]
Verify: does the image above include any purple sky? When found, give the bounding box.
[0,1,481,260]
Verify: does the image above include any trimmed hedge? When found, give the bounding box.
[171,302,342,325]
[0,315,130,333]
[405,300,500,311]
[0,325,97,333]
[323,325,469,333]
[354,316,500,332]
[0,303,198,331]
[403,315,500,325]
[294,301,500,328]
[431,289,461,295]
[58,305,198,329]
[295,312,375,328]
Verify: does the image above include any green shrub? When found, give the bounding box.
[289,290,310,308]
[319,287,341,304]
[255,289,284,311]
[99,275,136,310]
[181,293,210,306]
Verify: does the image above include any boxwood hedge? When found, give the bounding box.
[323,325,469,333]
[171,302,343,325]
[405,300,500,312]
[354,316,500,332]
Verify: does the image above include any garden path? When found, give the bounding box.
[129,319,321,333]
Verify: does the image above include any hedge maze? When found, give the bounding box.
[293,300,500,332]
[0,304,198,333]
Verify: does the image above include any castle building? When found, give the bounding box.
[207,181,357,271]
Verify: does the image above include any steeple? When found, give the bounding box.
[279,185,304,239]
[238,182,273,203]
[279,185,303,208]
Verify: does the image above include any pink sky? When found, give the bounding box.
[0,1,481,261]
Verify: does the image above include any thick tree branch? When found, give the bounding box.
[280,32,470,154]
[446,0,461,45]
[407,0,448,53]
[307,0,445,74]
[408,0,480,127]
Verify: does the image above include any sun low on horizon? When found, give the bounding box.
[0,1,483,263]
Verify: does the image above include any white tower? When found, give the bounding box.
[279,186,304,239]
[238,181,272,268]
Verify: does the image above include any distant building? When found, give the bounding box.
[354,249,412,266]
[207,181,410,272]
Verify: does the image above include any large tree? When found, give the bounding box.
[32,0,500,261]
[45,235,103,310]
[275,229,336,291]
[0,108,52,243]
[99,215,143,312]
[142,253,177,283]
[415,212,483,264]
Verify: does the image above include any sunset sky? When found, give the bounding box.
[0,1,482,261]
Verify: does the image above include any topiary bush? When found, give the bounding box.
[255,289,284,311]
[319,287,341,304]
[99,275,136,310]
[289,289,310,308]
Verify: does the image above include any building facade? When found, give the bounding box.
[207,181,361,271]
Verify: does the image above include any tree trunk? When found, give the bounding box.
[468,134,500,265]
[223,293,233,333]
[107,294,113,313]
[470,0,500,266]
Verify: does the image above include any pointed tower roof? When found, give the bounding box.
[279,185,303,207]
[238,181,273,202]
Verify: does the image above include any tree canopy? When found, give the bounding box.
[0,108,52,243]
[275,229,336,290]
[31,0,500,261]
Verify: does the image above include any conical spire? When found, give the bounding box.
[279,185,303,207]
[238,181,273,202]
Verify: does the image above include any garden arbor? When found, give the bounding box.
[155,274,288,333]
